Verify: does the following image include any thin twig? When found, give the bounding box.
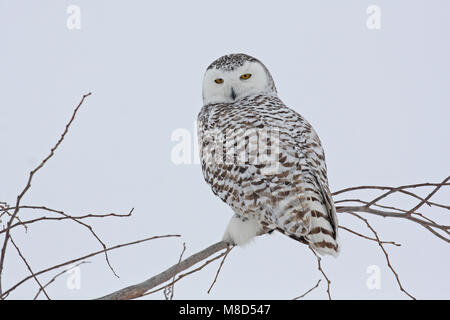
[0,92,92,296]
[0,206,133,234]
[164,242,186,300]
[207,244,233,294]
[292,279,321,300]
[309,247,331,300]
[142,248,230,298]
[10,235,50,300]
[339,225,401,246]
[0,209,28,233]
[33,261,91,300]
[404,176,450,217]
[336,206,450,232]
[97,241,229,300]
[332,182,450,197]
[348,212,416,300]
[1,234,179,299]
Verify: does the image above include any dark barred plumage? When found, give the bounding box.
[207,53,259,71]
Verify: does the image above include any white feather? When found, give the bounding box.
[222,215,261,246]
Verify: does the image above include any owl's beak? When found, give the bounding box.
[230,87,237,101]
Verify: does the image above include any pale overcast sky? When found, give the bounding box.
[0,0,449,299]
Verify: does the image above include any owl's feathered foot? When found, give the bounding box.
[222,214,262,246]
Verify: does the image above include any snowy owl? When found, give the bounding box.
[197,53,339,256]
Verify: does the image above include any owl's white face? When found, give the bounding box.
[202,61,275,105]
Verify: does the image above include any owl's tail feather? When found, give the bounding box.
[302,179,340,257]
[277,208,340,257]
[275,179,340,256]
[285,224,340,257]
[304,211,340,257]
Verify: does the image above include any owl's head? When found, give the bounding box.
[202,53,277,105]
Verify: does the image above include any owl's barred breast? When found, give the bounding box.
[198,93,339,255]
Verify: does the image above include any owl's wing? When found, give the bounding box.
[197,112,273,219]
[288,119,340,255]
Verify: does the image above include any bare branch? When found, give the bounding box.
[292,279,321,300]
[33,261,91,300]
[0,206,133,234]
[10,235,50,300]
[0,92,92,295]
[404,176,450,217]
[1,234,179,299]
[207,244,233,294]
[1,206,129,278]
[164,242,186,300]
[0,207,28,233]
[332,181,450,197]
[97,240,229,300]
[339,225,401,246]
[2,91,448,300]
[309,247,331,300]
[141,248,230,298]
[348,212,416,300]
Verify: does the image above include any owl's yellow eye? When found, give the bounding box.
[215,78,224,84]
[240,73,252,80]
